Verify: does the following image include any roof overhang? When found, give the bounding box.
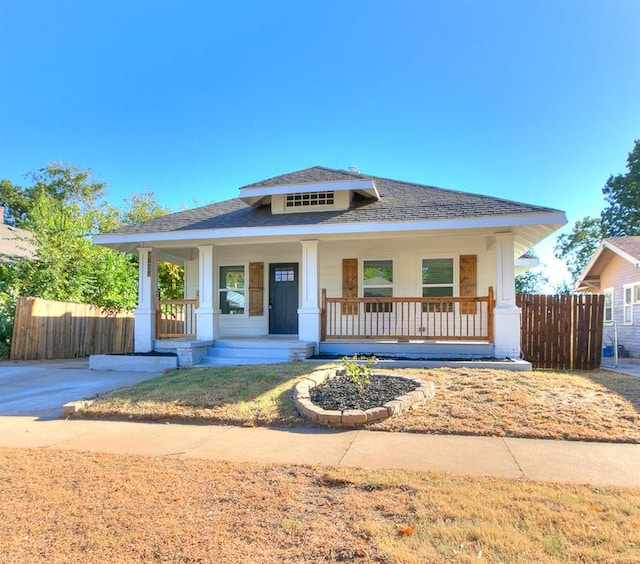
[94,210,567,259]
[0,224,35,262]
[514,256,540,276]
[575,239,640,292]
[238,179,380,207]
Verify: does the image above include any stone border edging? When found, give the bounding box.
[293,369,435,427]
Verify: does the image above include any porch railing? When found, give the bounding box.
[156,291,199,339]
[321,287,494,342]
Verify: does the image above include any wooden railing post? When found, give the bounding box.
[321,289,327,341]
[155,290,162,340]
[487,286,494,343]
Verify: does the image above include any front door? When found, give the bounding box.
[269,263,299,334]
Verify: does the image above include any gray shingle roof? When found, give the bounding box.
[106,166,562,236]
[605,236,640,262]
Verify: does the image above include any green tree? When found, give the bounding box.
[0,164,106,226]
[0,163,183,355]
[515,268,549,294]
[554,216,603,282]
[555,139,640,282]
[600,140,640,236]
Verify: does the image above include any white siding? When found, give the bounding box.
[185,234,499,338]
[216,242,300,336]
[184,259,199,300]
[600,254,640,356]
[318,235,495,299]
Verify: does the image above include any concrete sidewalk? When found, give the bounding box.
[2,416,639,488]
[601,357,640,378]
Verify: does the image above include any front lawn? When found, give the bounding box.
[78,363,640,443]
[3,447,639,562]
[81,363,314,426]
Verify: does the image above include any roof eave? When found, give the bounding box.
[94,210,566,253]
[575,239,640,290]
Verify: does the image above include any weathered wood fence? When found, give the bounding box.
[10,297,134,360]
[517,294,604,370]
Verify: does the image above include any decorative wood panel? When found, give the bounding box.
[342,258,358,315]
[459,255,477,314]
[249,262,264,317]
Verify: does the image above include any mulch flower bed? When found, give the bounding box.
[309,374,419,411]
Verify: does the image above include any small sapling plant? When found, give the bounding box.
[341,354,378,392]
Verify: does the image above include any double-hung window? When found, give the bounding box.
[363,260,393,313]
[603,288,613,324]
[422,258,454,312]
[624,285,633,325]
[219,265,245,315]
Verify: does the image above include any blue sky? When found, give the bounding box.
[1,1,639,282]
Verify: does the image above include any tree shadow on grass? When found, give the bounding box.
[583,370,640,412]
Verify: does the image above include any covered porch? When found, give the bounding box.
[142,230,518,364]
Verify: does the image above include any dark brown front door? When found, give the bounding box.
[269,263,299,334]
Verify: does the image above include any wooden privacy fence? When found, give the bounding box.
[10,297,134,360]
[517,294,604,370]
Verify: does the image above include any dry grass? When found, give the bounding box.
[79,364,640,443]
[2,447,640,563]
[371,367,640,443]
[82,363,315,426]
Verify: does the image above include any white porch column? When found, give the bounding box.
[493,232,521,358]
[195,244,219,341]
[134,247,157,352]
[298,240,321,349]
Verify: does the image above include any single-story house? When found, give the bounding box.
[575,236,640,357]
[93,166,566,365]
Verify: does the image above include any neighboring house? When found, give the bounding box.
[94,166,566,365]
[575,236,640,357]
[0,205,34,263]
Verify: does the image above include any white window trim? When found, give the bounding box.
[603,287,614,325]
[633,284,640,304]
[218,262,248,317]
[361,258,395,298]
[419,255,459,298]
[623,284,633,325]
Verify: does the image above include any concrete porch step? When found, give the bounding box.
[198,339,315,366]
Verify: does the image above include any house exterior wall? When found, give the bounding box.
[157,231,519,356]
[318,234,494,298]
[186,234,498,338]
[600,254,640,357]
[184,258,199,300]
[215,241,300,336]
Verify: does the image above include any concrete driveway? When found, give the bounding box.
[0,358,163,419]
